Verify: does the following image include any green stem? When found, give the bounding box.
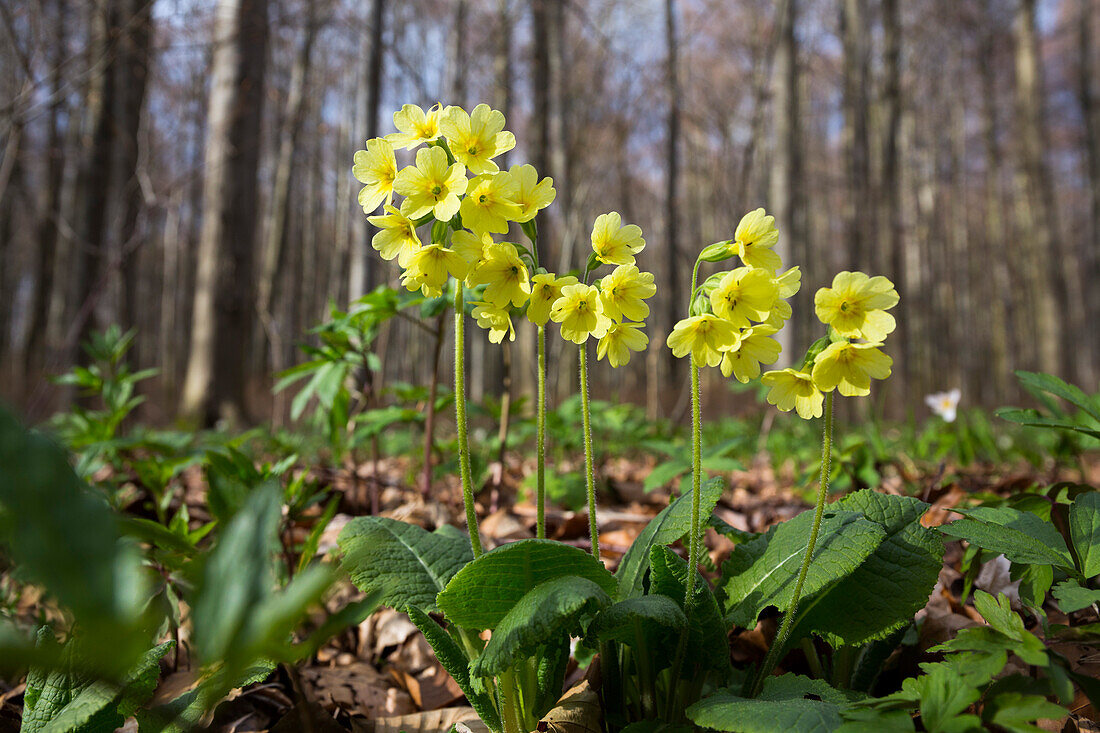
[684,362,703,608]
[536,325,547,539]
[499,668,524,733]
[750,390,835,697]
[578,343,599,560]
[454,281,483,558]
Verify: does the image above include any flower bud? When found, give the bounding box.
[698,240,735,263]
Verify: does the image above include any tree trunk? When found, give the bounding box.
[349,0,385,301]
[258,0,321,381]
[179,0,268,425]
[840,0,872,271]
[1078,0,1100,380]
[881,0,910,400]
[1012,0,1064,377]
[770,0,801,359]
[664,0,683,386]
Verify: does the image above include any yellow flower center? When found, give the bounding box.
[468,145,479,156]
[479,194,488,204]
[431,185,442,196]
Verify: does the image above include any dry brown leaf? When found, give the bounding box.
[540,680,602,733]
[350,706,489,733]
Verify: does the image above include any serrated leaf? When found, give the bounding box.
[471,576,610,678]
[437,540,616,630]
[899,664,982,733]
[649,546,731,674]
[836,707,915,733]
[1052,580,1100,613]
[1013,370,1100,422]
[338,517,473,613]
[405,606,501,731]
[937,506,1074,570]
[1069,492,1100,578]
[617,478,724,599]
[720,510,885,628]
[981,692,1065,733]
[687,675,848,732]
[791,491,943,647]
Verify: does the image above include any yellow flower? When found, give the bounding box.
[720,325,782,382]
[550,283,611,344]
[467,242,531,308]
[775,266,801,298]
[709,267,779,328]
[597,322,648,368]
[814,271,899,342]
[352,138,397,213]
[451,229,492,267]
[472,301,515,344]
[810,341,893,397]
[393,146,467,221]
[386,103,442,150]
[591,212,645,265]
[600,265,657,322]
[527,273,577,327]
[460,172,521,235]
[761,368,824,419]
[509,164,556,223]
[401,244,468,297]
[666,314,741,368]
[367,205,422,267]
[763,299,792,330]
[440,103,516,174]
[734,208,782,272]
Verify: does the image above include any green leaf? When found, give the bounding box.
[587,594,687,655]
[836,708,915,733]
[994,408,1100,441]
[471,575,610,677]
[937,506,1074,570]
[643,460,688,493]
[338,517,473,613]
[617,478,724,599]
[191,483,281,664]
[405,605,501,731]
[790,491,943,647]
[932,592,1048,668]
[437,540,616,630]
[1052,580,1100,613]
[649,546,732,674]
[981,692,1066,733]
[1069,492,1100,578]
[1014,370,1100,423]
[720,510,886,628]
[21,639,174,733]
[899,664,982,733]
[687,675,849,733]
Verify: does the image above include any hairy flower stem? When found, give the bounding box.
[536,325,547,539]
[454,281,483,558]
[579,344,599,560]
[750,390,835,697]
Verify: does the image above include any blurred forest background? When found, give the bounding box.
[0,0,1097,426]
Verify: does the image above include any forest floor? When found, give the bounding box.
[2,450,1099,733]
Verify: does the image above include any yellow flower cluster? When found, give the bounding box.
[667,209,797,381]
[352,103,557,343]
[548,215,656,367]
[761,271,898,419]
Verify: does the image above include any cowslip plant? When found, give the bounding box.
[348,102,656,732]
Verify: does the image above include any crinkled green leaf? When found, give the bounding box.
[617,478,724,599]
[791,491,942,647]
[649,545,731,674]
[437,540,616,630]
[836,708,915,733]
[687,675,848,732]
[720,510,885,628]
[938,506,1074,570]
[900,664,982,733]
[471,575,610,678]
[1069,492,1100,578]
[587,594,687,655]
[338,517,473,613]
